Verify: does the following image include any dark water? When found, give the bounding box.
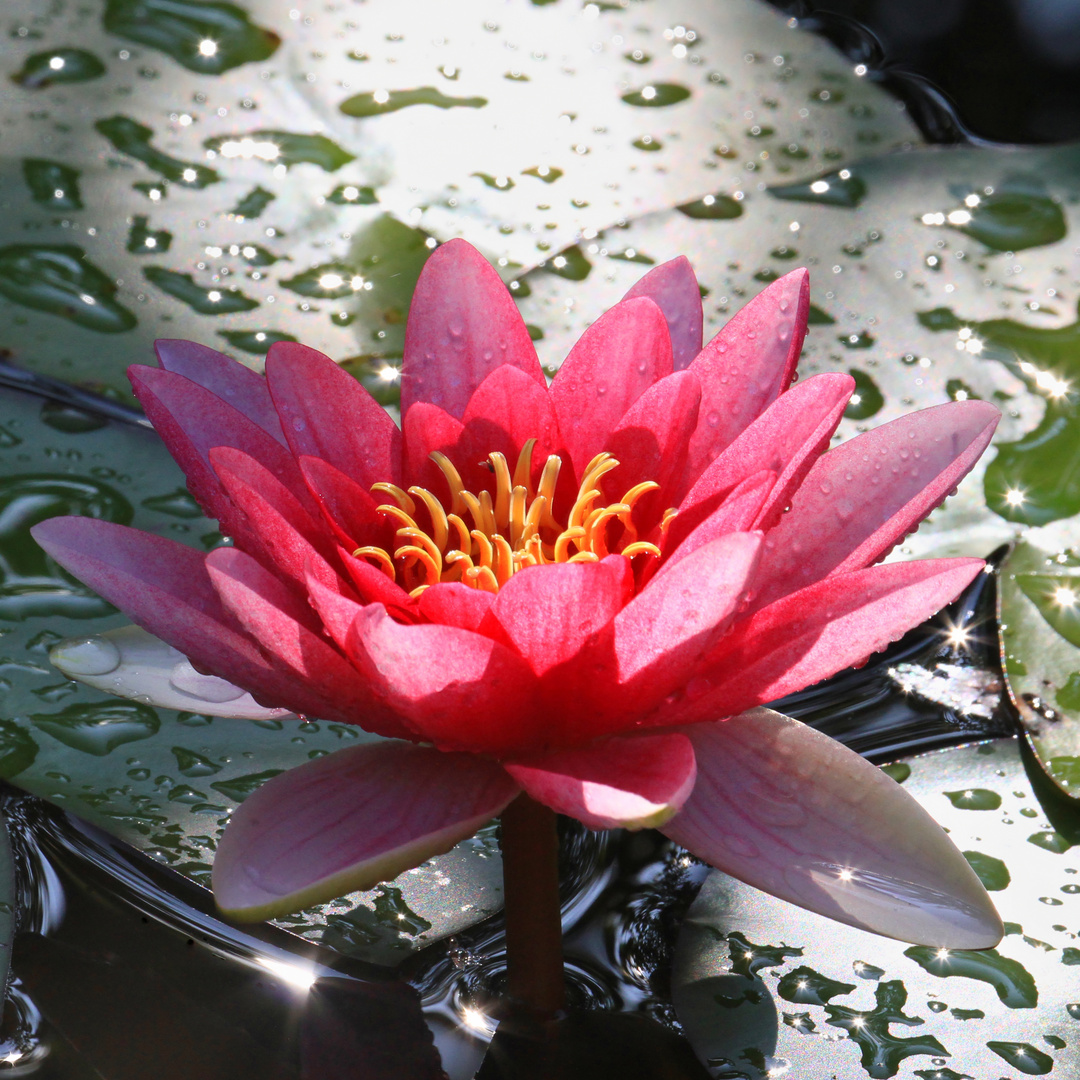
[768,0,1080,144]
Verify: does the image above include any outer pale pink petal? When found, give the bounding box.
[460,364,564,470]
[213,741,519,920]
[418,583,495,632]
[206,547,409,737]
[210,446,334,584]
[604,370,700,509]
[681,269,810,495]
[550,297,674,482]
[483,558,631,677]
[670,372,853,547]
[607,533,762,717]
[622,257,703,371]
[400,239,544,420]
[752,400,1001,608]
[154,339,287,443]
[265,342,401,488]
[129,365,316,530]
[654,471,775,581]
[299,455,387,551]
[662,709,1003,947]
[505,732,696,830]
[29,518,340,720]
[346,605,542,755]
[661,558,984,727]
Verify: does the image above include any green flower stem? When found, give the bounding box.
[500,793,565,1016]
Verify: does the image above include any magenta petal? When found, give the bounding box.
[265,342,401,488]
[604,370,700,509]
[346,605,541,755]
[29,517,335,719]
[299,455,386,551]
[417,583,495,632]
[206,547,408,737]
[753,400,1000,608]
[671,371,853,545]
[550,297,674,482]
[622,257,703,372]
[154,339,286,443]
[401,239,544,420]
[682,269,810,493]
[663,710,1003,947]
[129,364,316,529]
[506,732,696,830]
[213,741,519,920]
[667,558,985,725]
[401,401,467,493]
[612,532,762,711]
[485,558,631,677]
[209,446,332,584]
[655,471,775,581]
[461,364,564,469]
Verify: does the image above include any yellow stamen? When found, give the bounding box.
[352,545,395,578]
[513,439,537,496]
[371,483,416,517]
[360,444,677,593]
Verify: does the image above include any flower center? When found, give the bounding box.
[353,439,676,596]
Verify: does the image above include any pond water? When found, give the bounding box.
[3,0,1080,1075]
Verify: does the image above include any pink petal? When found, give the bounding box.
[417,583,495,632]
[660,558,985,726]
[29,518,338,721]
[337,550,417,619]
[400,239,544,420]
[662,709,1003,947]
[299,455,387,552]
[460,364,564,471]
[752,400,1000,609]
[346,604,541,755]
[483,557,631,677]
[129,365,316,532]
[594,533,762,730]
[401,401,467,493]
[206,547,409,737]
[505,732,696,830]
[622,257,703,372]
[213,740,519,920]
[304,568,368,650]
[209,446,333,584]
[154,338,287,444]
[681,269,810,495]
[670,371,853,547]
[265,342,401,488]
[604,370,700,512]
[550,297,673,482]
[654,471,775,581]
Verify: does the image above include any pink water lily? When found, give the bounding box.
[33,240,1002,949]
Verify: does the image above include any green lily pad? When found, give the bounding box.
[672,740,1080,1079]
[998,522,1080,801]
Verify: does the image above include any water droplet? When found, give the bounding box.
[169,660,246,703]
[50,637,121,677]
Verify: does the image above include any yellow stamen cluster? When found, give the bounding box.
[353,439,674,596]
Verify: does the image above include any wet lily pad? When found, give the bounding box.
[998,520,1080,800]
[672,740,1080,1079]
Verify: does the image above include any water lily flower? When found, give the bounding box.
[33,240,1003,949]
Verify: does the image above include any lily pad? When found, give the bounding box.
[1,0,920,397]
[672,740,1080,1079]
[998,519,1080,800]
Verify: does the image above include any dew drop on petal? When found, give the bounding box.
[169,660,247,703]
